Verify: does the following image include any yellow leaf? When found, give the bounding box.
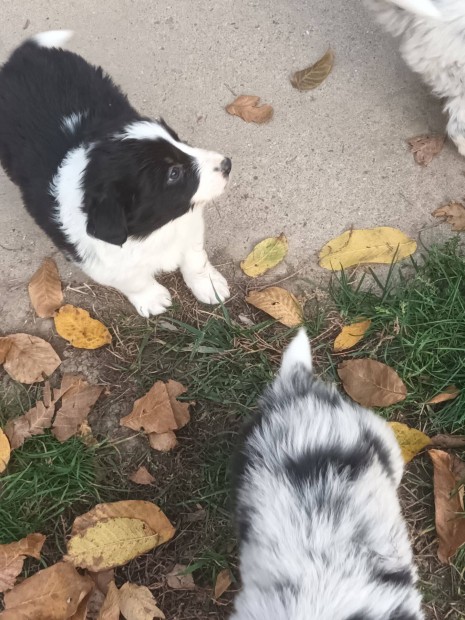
[319,227,417,271]
[119,582,165,619]
[246,287,302,327]
[28,257,63,318]
[54,304,112,349]
[291,48,334,91]
[0,428,10,474]
[0,333,61,384]
[240,234,288,277]
[389,421,431,463]
[333,319,371,352]
[66,517,161,571]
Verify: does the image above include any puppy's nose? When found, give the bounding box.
[220,157,232,176]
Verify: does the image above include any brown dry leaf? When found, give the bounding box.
[119,582,165,619]
[54,304,112,349]
[52,374,104,442]
[291,48,334,91]
[97,581,120,620]
[0,333,61,384]
[246,287,303,327]
[120,380,192,435]
[148,431,179,452]
[407,134,445,166]
[5,382,55,449]
[427,385,460,405]
[166,564,195,590]
[76,421,98,446]
[333,319,371,352]
[431,434,465,450]
[337,359,407,407]
[225,95,273,124]
[0,428,11,474]
[429,449,465,563]
[0,533,46,593]
[129,466,155,485]
[432,202,465,231]
[240,234,288,277]
[213,569,232,599]
[2,561,93,620]
[388,422,431,463]
[28,257,63,318]
[90,569,114,596]
[69,592,92,620]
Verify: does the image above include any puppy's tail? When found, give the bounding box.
[32,30,74,49]
[387,0,441,19]
[279,328,312,380]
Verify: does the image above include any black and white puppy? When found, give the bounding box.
[0,31,231,317]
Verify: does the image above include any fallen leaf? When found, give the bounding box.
[0,533,46,592]
[432,202,465,231]
[97,581,120,620]
[90,569,115,596]
[214,569,232,599]
[240,234,288,277]
[5,382,55,449]
[52,375,104,442]
[76,421,98,446]
[427,385,460,405]
[319,227,417,270]
[2,561,93,620]
[429,449,465,563]
[333,319,371,352]
[408,134,445,166]
[69,592,92,620]
[66,500,175,570]
[337,359,407,407]
[225,95,273,124]
[120,381,192,435]
[54,305,112,349]
[246,287,302,327]
[0,428,11,474]
[119,582,165,619]
[388,422,431,463]
[28,258,63,318]
[291,48,334,91]
[129,466,155,485]
[0,333,61,383]
[166,564,195,590]
[431,434,465,450]
[148,431,179,452]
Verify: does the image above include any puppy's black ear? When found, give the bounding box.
[86,186,128,246]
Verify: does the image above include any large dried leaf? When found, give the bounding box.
[28,258,63,318]
[240,234,288,277]
[213,569,232,599]
[0,428,11,473]
[427,385,460,405]
[166,564,195,590]
[0,533,46,592]
[54,305,112,349]
[5,382,55,449]
[0,333,61,383]
[119,582,165,619]
[337,359,407,407]
[129,466,155,485]
[2,561,93,620]
[225,95,273,124]
[429,449,465,563]
[319,227,417,270]
[333,319,371,352]
[246,287,302,327]
[388,422,431,463]
[52,375,104,442]
[120,380,192,435]
[148,430,178,452]
[97,581,120,620]
[291,48,334,91]
[432,202,465,232]
[408,134,445,166]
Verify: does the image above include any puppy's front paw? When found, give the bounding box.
[185,266,230,305]
[128,283,172,317]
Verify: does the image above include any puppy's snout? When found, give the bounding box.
[220,157,232,177]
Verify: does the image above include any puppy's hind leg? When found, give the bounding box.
[445,95,465,157]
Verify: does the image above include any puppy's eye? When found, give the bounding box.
[168,165,182,183]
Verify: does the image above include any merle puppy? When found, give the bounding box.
[232,329,424,620]
[0,31,231,316]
